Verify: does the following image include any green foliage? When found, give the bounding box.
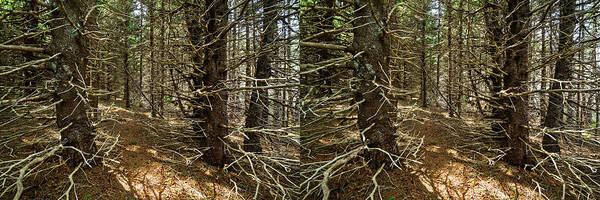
[83,194,92,199]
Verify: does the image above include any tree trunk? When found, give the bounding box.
[186,0,229,168]
[159,2,165,116]
[456,0,464,117]
[138,2,144,107]
[49,0,98,165]
[149,1,156,118]
[352,0,398,169]
[484,1,505,134]
[124,50,131,109]
[540,23,547,123]
[243,0,277,152]
[419,0,428,108]
[503,0,531,166]
[105,64,112,102]
[542,0,575,154]
[446,0,454,117]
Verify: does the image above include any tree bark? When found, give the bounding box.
[503,0,531,166]
[124,50,131,108]
[484,1,505,134]
[186,0,229,168]
[243,0,277,152]
[419,0,428,108]
[446,0,455,117]
[352,0,398,169]
[49,0,98,165]
[542,0,575,153]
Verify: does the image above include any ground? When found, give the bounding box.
[15,106,251,200]
[7,105,566,199]
[322,107,564,200]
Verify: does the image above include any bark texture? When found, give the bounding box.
[186,0,229,168]
[542,0,576,153]
[503,0,531,166]
[243,0,277,152]
[352,0,398,169]
[49,0,98,165]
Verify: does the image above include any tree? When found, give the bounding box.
[243,0,277,152]
[352,0,398,169]
[542,0,576,153]
[502,0,531,166]
[187,0,229,168]
[48,0,99,165]
[419,0,429,108]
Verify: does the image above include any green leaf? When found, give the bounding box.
[84,194,92,199]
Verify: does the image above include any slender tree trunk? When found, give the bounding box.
[504,0,531,166]
[149,1,156,117]
[484,1,505,134]
[540,23,547,123]
[446,0,455,117]
[138,2,144,107]
[159,2,165,116]
[105,64,112,102]
[420,0,428,108]
[436,0,441,103]
[456,0,464,117]
[245,4,253,116]
[49,0,99,165]
[542,0,575,153]
[244,0,277,152]
[124,51,131,108]
[352,0,398,169]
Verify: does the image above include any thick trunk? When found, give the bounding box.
[186,0,229,168]
[49,0,98,165]
[352,0,398,169]
[503,0,531,166]
[542,0,575,153]
[243,0,277,152]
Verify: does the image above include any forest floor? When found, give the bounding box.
[18,105,249,200]
[325,106,564,200]
[12,105,565,200]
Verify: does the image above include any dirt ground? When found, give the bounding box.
[6,106,568,200]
